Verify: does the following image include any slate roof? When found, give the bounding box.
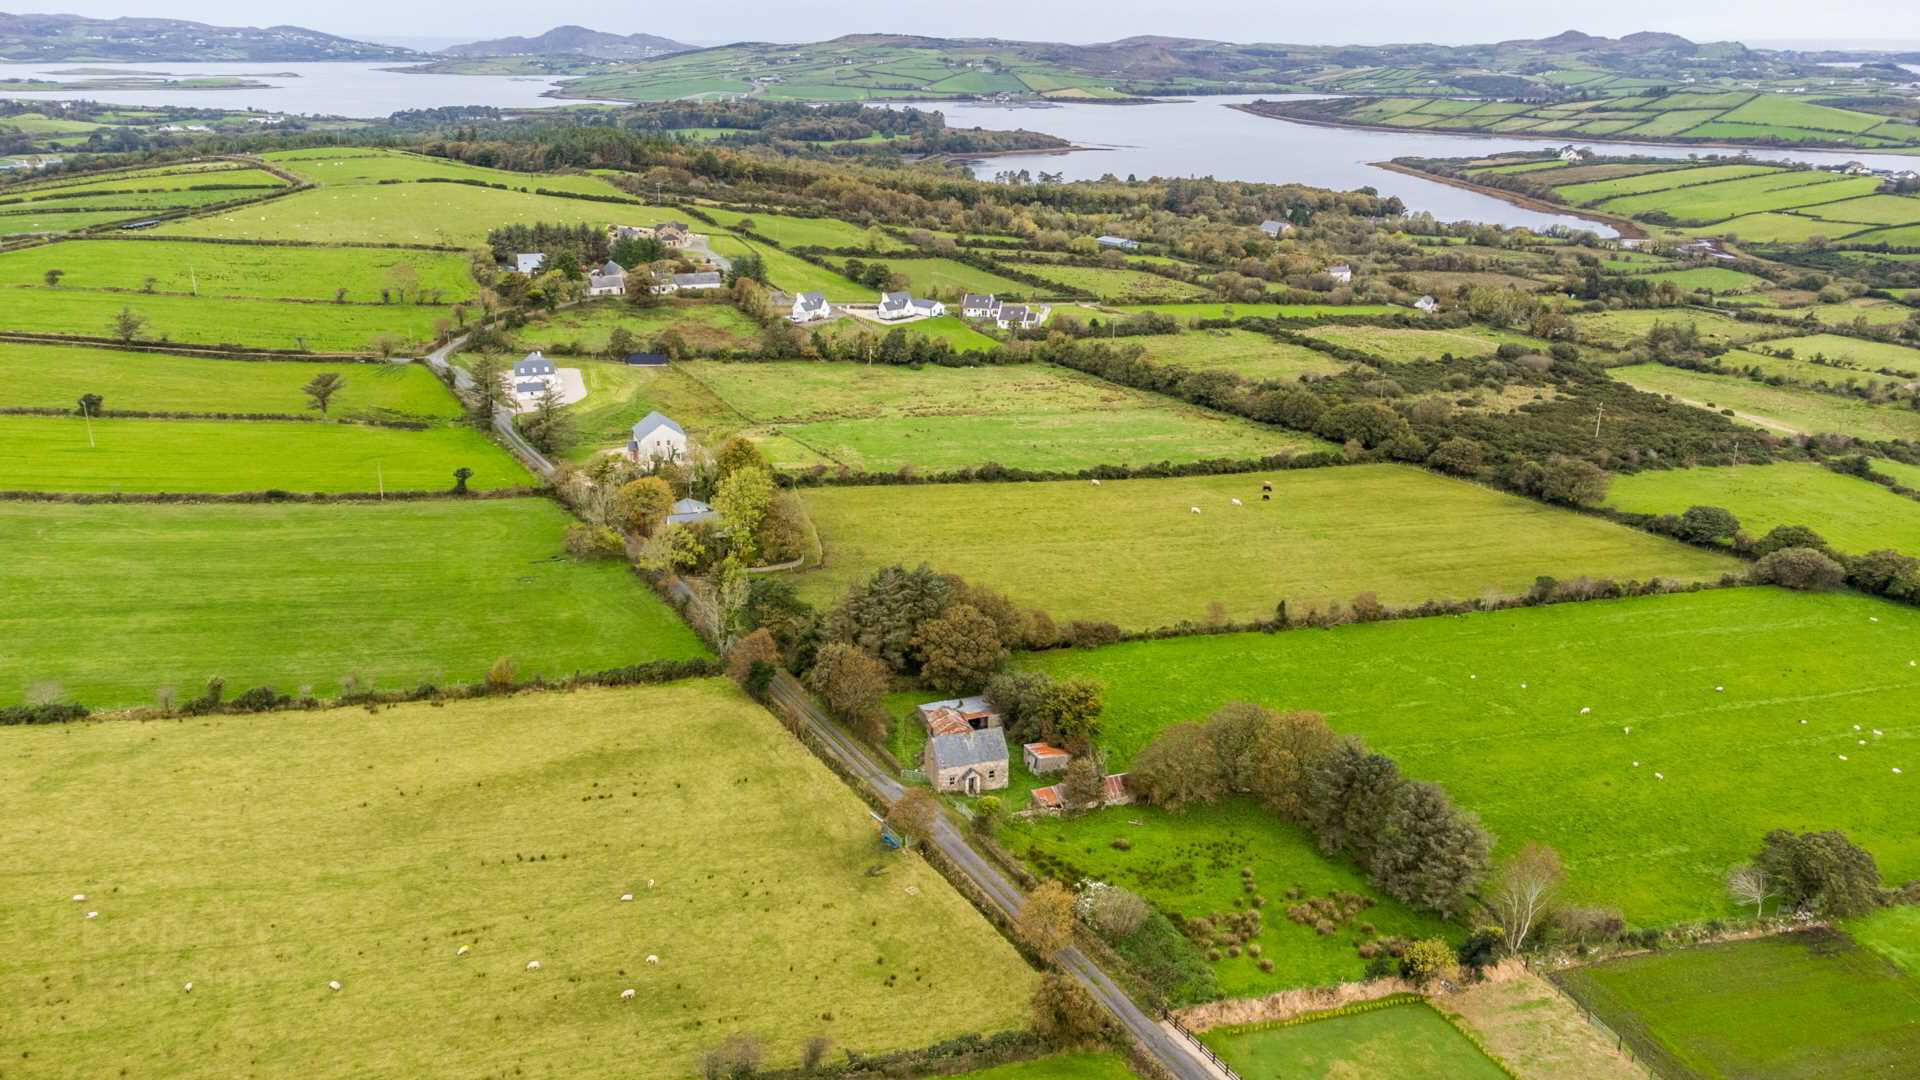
[961,293,995,310]
[666,497,718,525]
[631,411,684,443]
[879,291,911,311]
[672,271,722,288]
[795,291,828,311]
[513,253,545,274]
[513,351,554,377]
[926,727,1007,772]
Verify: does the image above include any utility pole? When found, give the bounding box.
[1593,403,1604,440]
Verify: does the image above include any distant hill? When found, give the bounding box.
[1495,29,1716,54]
[0,11,417,61]
[441,25,689,60]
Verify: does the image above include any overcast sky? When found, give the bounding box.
[10,0,1919,49]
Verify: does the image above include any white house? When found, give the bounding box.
[512,351,556,395]
[513,253,546,275]
[994,303,1051,330]
[628,412,688,464]
[1414,294,1438,313]
[587,259,627,297]
[791,291,832,323]
[1095,235,1139,251]
[960,293,997,318]
[1258,219,1292,238]
[909,297,945,318]
[1327,264,1353,284]
[876,292,944,320]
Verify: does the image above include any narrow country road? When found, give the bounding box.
[422,334,556,478]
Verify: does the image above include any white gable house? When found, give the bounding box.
[791,291,832,323]
[960,293,997,318]
[512,351,556,395]
[1327,264,1353,284]
[877,291,914,320]
[628,411,688,464]
[994,303,1051,330]
[513,252,546,276]
[1414,294,1438,313]
[587,259,627,297]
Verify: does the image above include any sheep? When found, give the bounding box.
[1520,683,1528,689]
[620,988,636,1001]
[619,893,634,902]
[1579,707,1591,715]
[1623,726,1631,734]
[327,980,343,992]
[456,946,470,957]
[183,982,192,993]
[1800,719,1808,724]
[1874,729,1884,736]
[1854,724,1862,731]
[645,955,660,966]
[1839,754,1850,761]
[1090,479,1101,486]
[647,880,655,889]
[1231,498,1243,506]
[1632,761,1640,767]
[525,961,542,972]
[71,894,85,902]
[1654,772,1665,780]
[1190,506,1201,514]
[1715,686,1725,692]
[85,911,98,920]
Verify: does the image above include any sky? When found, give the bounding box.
[8,0,1920,50]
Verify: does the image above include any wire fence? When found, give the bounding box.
[1162,1012,1242,1080]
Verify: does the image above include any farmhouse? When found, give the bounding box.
[513,252,546,275]
[1258,219,1292,238]
[790,291,832,323]
[1030,773,1133,811]
[1327,264,1353,284]
[512,351,556,395]
[1096,235,1139,251]
[917,695,1002,737]
[628,412,688,464]
[656,222,693,248]
[586,259,627,297]
[666,498,718,526]
[960,293,997,318]
[1022,742,1070,774]
[877,291,945,320]
[923,728,1008,796]
[995,303,1051,330]
[667,271,724,292]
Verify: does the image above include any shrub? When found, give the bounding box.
[1752,546,1846,591]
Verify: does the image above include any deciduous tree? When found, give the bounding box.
[302,372,345,414]
[1016,880,1076,958]
[912,602,1008,695]
[1489,842,1563,951]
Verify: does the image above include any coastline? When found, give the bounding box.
[1227,101,1918,158]
[1368,161,1648,239]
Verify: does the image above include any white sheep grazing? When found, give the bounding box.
[71,894,85,902]
[1860,740,1868,746]
[1870,616,1879,622]
[1632,761,1640,767]
[1839,754,1850,761]
[646,880,655,889]
[620,894,634,902]
[1579,707,1591,715]
[620,988,636,1001]
[456,946,470,957]
[85,911,98,920]
[183,982,193,993]
[1895,768,1904,775]
[1623,726,1631,734]
[1231,498,1243,506]
[1800,719,1808,724]
[1654,772,1664,780]
[1090,479,1101,486]
[327,980,343,992]
[645,955,660,966]
[1854,724,1863,731]
[1715,686,1725,692]
[1874,730,1884,736]
[525,961,542,972]
[1520,683,1528,689]
[1190,506,1201,514]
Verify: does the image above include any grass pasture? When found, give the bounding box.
[1435,971,1647,1080]
[1745,333,1920,375]
[792,464,1738,627]
[1133,330,1355,382]
[0,342,458,420]
[0,499,706,706]
[1612,363,1920,441]
[1609,462,1920,555]
[707,234,868,299]
[260,148,629,200]
[152,182,676,247]
[0,239,478,302]
[1199,1000,1509,1080]
[1298,324,1543,362]
[1553,932,1920,1079]
[0,286,451,352]
[1851,906,1920,978]
[1002,801,1454,996]
[945,1053,1135,1080]
[0,680,1034,1074]
[669,360,1320,472]
[1571,309,1789,349]
[1012,263,1207,302]
[510,299,762,355]
[698,206,911,251]
[1114,302,1398,321]
[0,415,526,494]
[1024,587,1920,923]
[847,256,1038,298]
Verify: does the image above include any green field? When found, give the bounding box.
[1134,330,1354,382]
[649,360,1321,472]
[0,208,173,237]
[1200,1001,1509,1080]
[1609,462,1920,555]
[1324,92,1920,149]
[1013,263,1207,302]
[0,285,451,352]
[819,313,999,352]
[0,238,478,302]
[0,415,527,493]
[946,1053,1135,1080]
[0,680,1034,1074]
[846,256,1039,298]
[1002,801,1454,996]
[1114,303,1398,321]
[1571,309,1789,349]
[1025,587,1920,922]
[1551,164,1779,205]
[261,148,630,199]
[153,182,675,247]
[0,160,290,230]
[792,464,1738,627]
[511,299,762,355]
[707,234,869,299]
[698,206,912,251]
[1594,172,1877,226]
[1612,363,1920,441]
[1553,932,1920,1079]
[1299,324,1543,362]
[1851,906,1920,978]
[1747,334,1920,375]
[0,499,706,706]
[0,342,458,420]
[1634,267,1769,293]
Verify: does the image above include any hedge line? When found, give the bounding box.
[775,451,1352,489]
[0,330,383,358]
[0,407,432,429]
[0,487,542,504]
[1207,992,1424,1035]
[91,233,466,253]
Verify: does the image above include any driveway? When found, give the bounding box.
[510,367,587,413]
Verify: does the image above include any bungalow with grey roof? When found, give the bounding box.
[1096,235,1139,251]
[1259,219,1292,238]
[924,727,1008,796]
[960,293,997,318]
[513,252,546,275]
[790,291,832,323]
[628,411,688,464]
[587,259,627,297]
[994,303,1050,330]
[668,271,724,292]
[666,498,718,526]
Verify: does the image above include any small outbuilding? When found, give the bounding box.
[918,696,1001,737]
[513,252,546,275]
[666,498,718,526]
[1023,742,1071,774]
